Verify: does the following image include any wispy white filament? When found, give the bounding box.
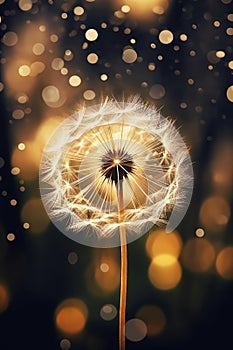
[39,97,193,247]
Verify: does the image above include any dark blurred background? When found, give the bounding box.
[0,0,233,349]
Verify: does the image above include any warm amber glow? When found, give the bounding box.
[0,284,9,312]
[146,229,182,259]
[181,238,215,273]
[199,196,230,233]
[148,258,182,290]
[95,258,120,292]
[136,305,166,336]
[216,246,233,279]
[55,298,88,335]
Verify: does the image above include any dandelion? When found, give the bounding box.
[40,97,193,350]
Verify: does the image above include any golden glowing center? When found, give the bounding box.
[61,123,177,228]
[113,158,120,165]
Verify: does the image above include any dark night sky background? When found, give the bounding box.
[0,0,233,349]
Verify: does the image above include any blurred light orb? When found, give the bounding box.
[55,298,88,335]
[87,53,98,64]
[32,43,45,55]
[18,65,31,77]
[100,304,117,321]
[125,318,147,342]
[51,58,64,70]
[18,0,32,11]
[136,305,166,336]
[69,75,82,87]
[83,89,96,100]
[181,238,215,273]
[159,30,174,44]
[7,233,15,241]
[60,338,71,350]
[199,196,230,233]
[85,28,98,41]
[73,6,84,16]
[146,229,182,259]
[30,61,45,76]
[100,73,108,81]
[149,84,166,99]
[2,31,18,46]
[216,246,233,279]
[42,85,66,108]
[148,258,182,290]
[195,228,205,238]
[226,85,233,102]
[68,252,78,264]
[122,48,137,63]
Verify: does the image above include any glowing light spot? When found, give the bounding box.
[136,305,166,336]
[149,84,165,99]
[125,318,147,342]
[23,222,30,229]
[159,30,174,44]
[83,89,96,100]
[51,58,64,70]
[216,50,225,58]
[10,199,17,206]
[73,6,84,15]
[148,258,182,290]
[55,298,88,335]
[148,63,156,71]
[21,198,50,234]
[228,60,233,69]
[50,34,58,42]
[121,5,131,13]
[11,167,20,175]
[0,157,5,168]
[213,20,221,27]
[199,196,231,233]
[17,143,26,151]
[180,33,188,41]
[122,48,137,63]
[61,12,68,19]
[42,85,65,108]
[100,304,117,321]
[61,68,68,75]
[195,228,205,238]
[30,61,45,76]
[32,43,45,55]
[100,74,108,81]
[2,31,18,46]
[85,29,98,41]
[228,14,233,21]
[64,50,74,61]
[69,75,81,87]
[18,65,31,77]
[216,246,233,279]
[17,94,28,104]
[100,263,109,272]
[13,108,25,119]
[39,25,46,32]
[226,85,233,102]
[146,229,182,260]
[0,284,9,312]
[18,0,32,11]
[87,53,98,64]
[181,238,215,272]
[7,233,15,241]
[153,254,177,267]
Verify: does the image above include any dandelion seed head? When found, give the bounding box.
[40,98,193,248]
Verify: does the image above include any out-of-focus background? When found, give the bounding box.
[0,0,233,349]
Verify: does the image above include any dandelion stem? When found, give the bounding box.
[117,180,127,350]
